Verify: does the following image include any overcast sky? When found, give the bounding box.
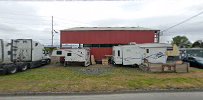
[0,0,203,45]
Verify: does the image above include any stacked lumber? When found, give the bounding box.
[140,62,189,73]
[91,55,96,65]
[148,63,163,72]
[51,56,60,64]
[176,62,189,73]
[102,58,108,65]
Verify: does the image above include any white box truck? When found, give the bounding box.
[52,48,90,66]
[0,39,50,74]
[112,43,170,66]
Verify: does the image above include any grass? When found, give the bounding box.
[0,64,203,93]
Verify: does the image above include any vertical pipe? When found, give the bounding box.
[51,16,53,47]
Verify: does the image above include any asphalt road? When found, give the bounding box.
[0,92,203,100]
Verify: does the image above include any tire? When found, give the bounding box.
[20,64,28,71]
[46,59,51,64]
[7,66,17,74]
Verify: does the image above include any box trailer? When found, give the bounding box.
[52,48,90,66]
[112,43,171,66]
[112,44,144,65]
[138,43,170,64]
[0,39,50,74]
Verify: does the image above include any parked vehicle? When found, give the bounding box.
[0,39,50,74]
[182,56,203,68]
[112,43,170,66]
[52,48,90,66]
[138,43,170,64]
[112,44,144,65]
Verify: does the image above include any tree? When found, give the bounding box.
[171,36,191,48]
[192,40,203,48]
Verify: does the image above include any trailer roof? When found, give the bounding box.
[61,27,159,31]
[138,43,172,48]
[113,43,172,48]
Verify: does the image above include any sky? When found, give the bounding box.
[0,0,203,45]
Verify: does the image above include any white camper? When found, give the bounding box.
[112,44,144,65]
[138,43,171,64]
[52,48,90,66]
[0,39,50,74]
[112,43,171,66]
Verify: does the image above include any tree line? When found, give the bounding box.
[171,36,203,48]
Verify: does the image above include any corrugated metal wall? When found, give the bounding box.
[90,47,112,61]
[60,30,156,61]
[61,30,155,44]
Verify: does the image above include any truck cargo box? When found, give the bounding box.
[11,39,46,62]
[0,39,12,64]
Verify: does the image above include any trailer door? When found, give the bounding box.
[112,46,122,64]
[12,39,32,62]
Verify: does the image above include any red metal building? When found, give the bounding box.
[60,27,160,62]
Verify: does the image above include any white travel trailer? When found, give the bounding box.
[112,43,171,66]
[0,39,50,74]
[138,43,171,64]
[112,44,144,65]
[52,48,90,66]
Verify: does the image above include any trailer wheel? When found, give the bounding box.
[7,66,17,74]
[20,64,28,71]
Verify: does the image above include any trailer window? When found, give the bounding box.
[35,43,38,46]
[56,51,62,55]
[67,53,72,56]
[8,51,11,55]
[118,50,120,57]
[146,49,149,53]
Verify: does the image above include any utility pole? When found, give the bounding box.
[51,16,54,47]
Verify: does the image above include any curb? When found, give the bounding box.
[1,89,203,96]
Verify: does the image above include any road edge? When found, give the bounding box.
[1,88,203,96]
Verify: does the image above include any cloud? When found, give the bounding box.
[0,23,19,33]
[0,2,53,44]
[0,0,203,45]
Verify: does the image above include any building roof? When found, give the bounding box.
[61,27,159,31]
[137,43,172,48]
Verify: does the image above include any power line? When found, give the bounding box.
[161,10,203,32]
